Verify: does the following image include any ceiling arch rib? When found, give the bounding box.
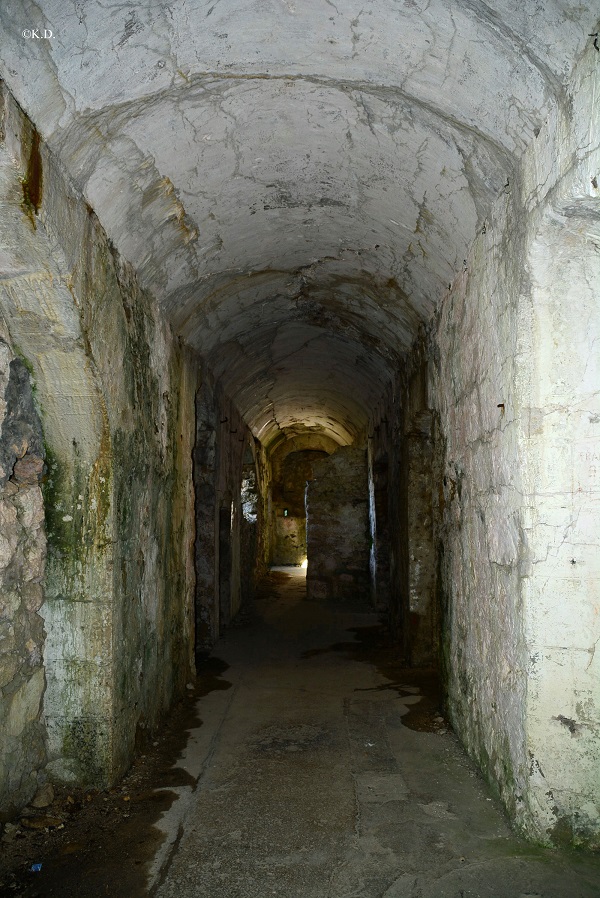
[1,0,588,142]
[54,75,509,319]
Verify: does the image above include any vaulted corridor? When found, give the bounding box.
[3,569,600,894]
[0,0,600,880]
[152,568,600,897]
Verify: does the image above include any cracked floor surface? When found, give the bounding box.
[153,568,600,898]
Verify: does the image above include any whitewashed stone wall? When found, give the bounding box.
[516,42,600,848]
[526,57,600,846]
[428,42,600,846]
[522,218,600,846]
[430,179,529,829]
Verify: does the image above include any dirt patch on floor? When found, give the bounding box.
[0,655,232,898]
[256,569,292,595]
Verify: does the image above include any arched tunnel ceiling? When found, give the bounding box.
[0,1,597,448]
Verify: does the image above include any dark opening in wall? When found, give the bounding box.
[240,449,259,601]
[241,455,258,525]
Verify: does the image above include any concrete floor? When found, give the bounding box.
[151,569,600,898]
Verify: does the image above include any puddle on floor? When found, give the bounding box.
[302,624,448,734]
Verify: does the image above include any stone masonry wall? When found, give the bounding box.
[0,88,199,791]
[194,376,257,655]
[0,99,113,792]
[369,388,409,655]
[0,322,47,816]
[272,449,328,565]
[82,243,199,778]
[369,363,438,666]
[429,173,532,834]
[215,391,252,630]
[306,446,370,601]
[406,419,436,667]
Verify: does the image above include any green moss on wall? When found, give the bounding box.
[42,410,112,609]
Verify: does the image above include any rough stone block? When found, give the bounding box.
[13,455,44,485]
[306,446,370,601]
[6,668,44,738]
